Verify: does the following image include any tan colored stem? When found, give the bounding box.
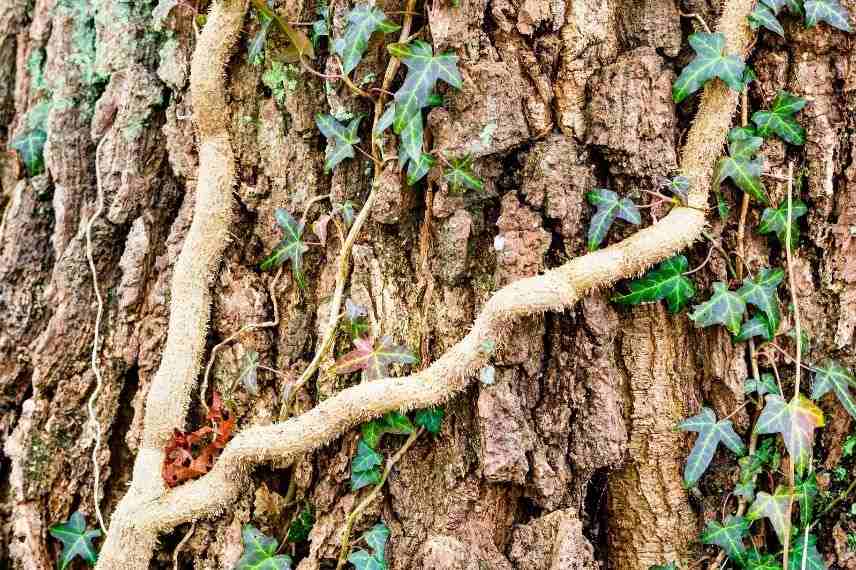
[97,0,755,566]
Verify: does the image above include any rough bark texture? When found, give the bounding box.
[1,0,854,568]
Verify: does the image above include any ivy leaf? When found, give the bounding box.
[237,525,293,570]
[250,0,314,59]
[443,155,484,193]
[414,407,445,434]
[11,128,47,177]
[700,516,749,563]
[335,336,418,380]
[315,114,361,172]
[716,190,731,221]
[811,359,856,419]
[747,487,793,544]
[666,175,690,203]
[758,199,808,250]
[350,465,382,491]
[735,481,756,501]
[363,523,390,559]
[745,372,781,397]
[612,255,696,313]
[238,350,261,395]
[334,200,356,227]
[406,153,435,186]
[689,282,747,336]
[49,512,102,570]
[399,111,423,166]
[333,5,399,75]
[716,136,768,204]
[762,0,788,13]
[749,2,785,36]
[672,32,746,103]
[743,550,783,570]
[286,504,314,543]
[260,209,309,288]
[362,411,415,449]
[796,472,818,530]
[348,550,386,570]
[351,440,383,491]
[752,91,807,145]
[737,268,784,336]
[310,4,329,49]
[389,40,462,132]
[785,0,804,14]
[788,533,826,570]
[735,314,775,343]
[678,407,746,486]
[249,13,274,65]
[804,0,852,31]
[754,394,825,476]
[585,188,641,251]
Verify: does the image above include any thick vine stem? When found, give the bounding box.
[97,0,755,566]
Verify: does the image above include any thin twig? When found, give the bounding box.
[701,230,738,277]
[334,428,424,570]
[683,246,715,276]
[680,11,712,33]
[172,523,195,570]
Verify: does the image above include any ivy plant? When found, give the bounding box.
[261,208,309,288]
[350,439,383,491]
[612,255,696,313]
[678,408,747,486]
[334,5,400,75]
[348,523,389,570]
[751,91,807,145]
[315,113,363,172]
[49,512,102,570]
[672,32,746,103]
[811,359,856,419]
[585,188,641,251]
[716,127,768,204]
[689,282,746,336]
[237,524,293,569]
[334,336,418,381]
[758,198,808,250]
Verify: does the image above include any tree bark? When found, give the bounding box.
[1,0,855,568]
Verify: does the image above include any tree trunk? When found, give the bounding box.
[1,0,854,568]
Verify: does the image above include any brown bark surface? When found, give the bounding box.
[1,0,855,568]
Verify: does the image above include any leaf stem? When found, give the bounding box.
[679,11,712,33]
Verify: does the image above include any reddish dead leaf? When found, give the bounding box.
[162,392,235,487]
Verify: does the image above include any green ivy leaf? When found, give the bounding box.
[744,550,783,570]
[758,199,808,251]
[414,407,445,434]
[737,268,784,336]
[315,113,362,172]
[796,472,818,529]
[716,135,768,204]
[811,359,856,419]
[11,128,47,177]
[388,40,462,132]
[260,209,309,288]
[750,2,785,35]
[362,523,390,559]
[735,314,775,343]
[333,5,399,75]
[287,504,314,543]
[310,4,329,49]
[249,13,274,65]
[672,32,746,103]
[351,440,383,491]
[443,155,484,193]
[735,481,756,501]
[373,103,395,141]
[752,91,807,145]
[785,0,804,14]
[350,465,382,491]
[612,255,696,313]
[788,533,826,570]
[399,111,423,166]
[406,153,435,186]
[49,512,101,570]
[804,0,852,31]
[585,188,641,251]
[689,282,747,336]
[745,372,781,397]
[348,550,386,570]
[362,411,416,449]
[678,407,746,486]
[237,525,293,569]
[335,336,418,380]
[754,394,825,476]
[716,190,731,221]
[747,487,793,544]
[700,515,749,564]
[666,175,690,203]
[762,0,788,13]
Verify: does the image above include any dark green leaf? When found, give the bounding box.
[788,533,826,570]
[747,487,793,544]
[758,199,808,251]
[310,4,329,49]
[348,550,386,570]
[678,407,746,486]
[735,481,756,501]
[745,373,781,397]
[804,0,852,31]
[716,150,767,204]
[261,209,309,288]
[736,314,775,342]
[237,525,293,570]
[754,394,824,476]
[49,512,101,570]
[362,523,390,559]
[744,550,783,570]
[11,128,47,177]
[414,407,444,434]
[742,66,758,91]
[749,2,785,36]
[689,282,747,336]
[443,155,484,192]
[351,440,383,491]
[672,32,746,103]
[333,5,400,75]
[382,411,415,435]
[315,114,361,172]
[811,359,856,419]
[585,188,641,251]
[612,255,696,313]
[737,268,784,336]
[399,111,423,165]
[796,472,818,529]
[405,153,435,186]
[667,175,690,203]
[361,420,385,450]
[350,466,382,491]
[373,103,395,140]
[700,516,749,563]
[716,190,731,220]
[752,91,807,145]
[762,0,787,13]
[785,0,804,14]
[389,40,462,132]
[287,504,314,543]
